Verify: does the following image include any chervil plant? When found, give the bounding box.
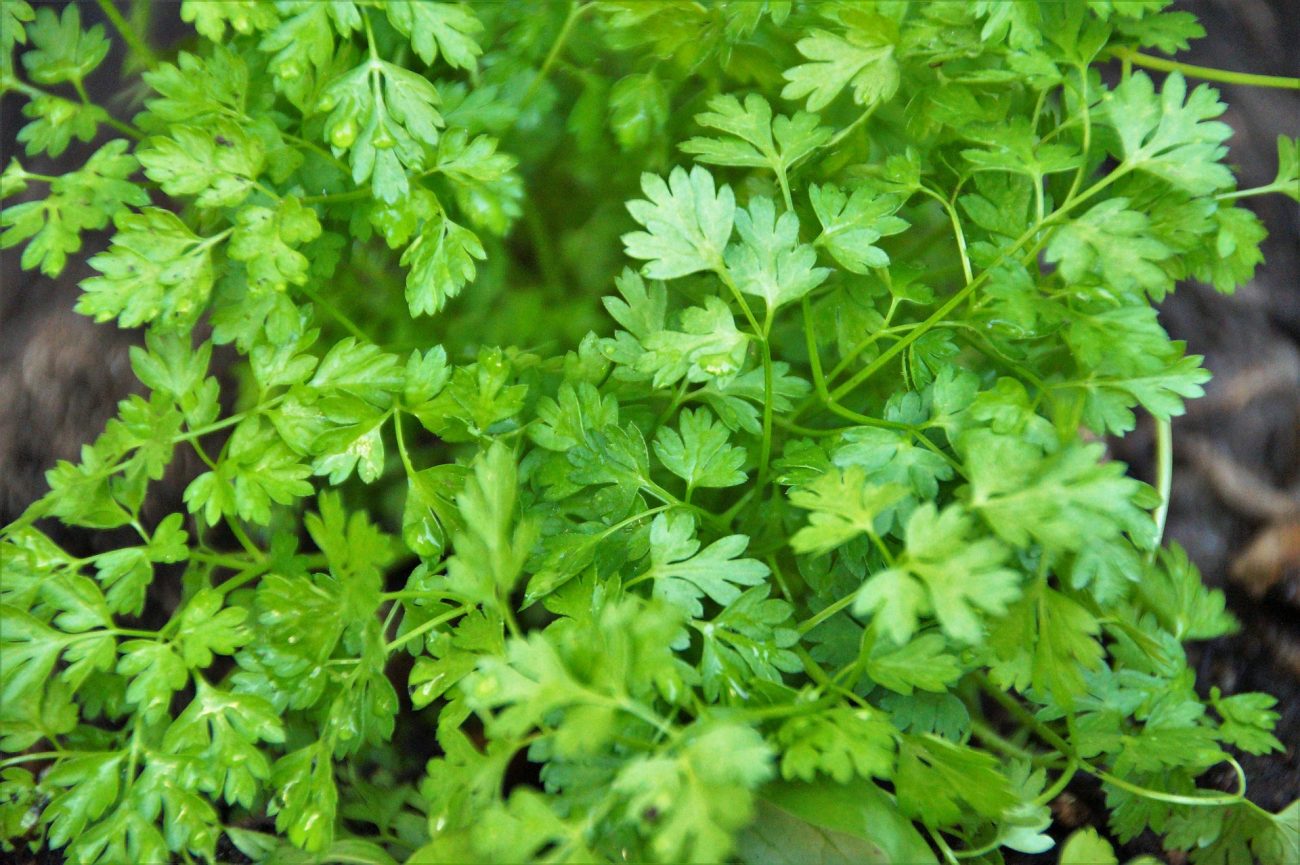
[3,2,1299,863]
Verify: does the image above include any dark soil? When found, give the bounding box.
[1,2,1297,864]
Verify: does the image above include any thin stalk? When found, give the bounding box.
[394,411,418,479]
[801,296,830,402]
[975,674,1256,810]
[758,334,776,489]
[714,265,772,488]
[1149,417,1173,561]
[521,2,589,107]
[298,282,374,344]
[300,188,372,207]
[226,518,264,562]
[920,187,973,286]
[772,416,854,438]
[819,162,1126,410]
[96,0,159,68]
[0,752,70,770]
[797,592,856,634]
[1035,760,1081,806]
[1217,182,1296,202]
[1111,47,1300,90]
[385,603,473,654]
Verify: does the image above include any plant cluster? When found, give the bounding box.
[2,2,1298,864]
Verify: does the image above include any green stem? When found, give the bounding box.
[5,76,141,140]
[758,333,776,490]
[394,411,418,479]
[1149,417,1173,561]
[772,416,849,438]
[0,751,69,770]
[1035,760,1080,806]
[714,264,773,488]
[521,1,589,107]
[802,296,830,403]
[818,104,877,155]
[300,188,372,207]
[1111,47,1300,90]
[928,827,961,865]
[819,163,1125,410]
[226,518,264,562]
[975,674,1253,809]
[1217,182,1295,202]
[298,282,373,344]
[921,187,973,286]
[171,395,286,445]
[968,717,1039,762]
[385,603,473,654]
[524,199,566,289]
[190,551,259,571]
[797,592,856,634]
[96,0,160,69]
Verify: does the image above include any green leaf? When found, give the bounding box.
[725,196,830,312]
[613,722,773,864]
[681,93,830,177]
[1058,827,1118,865]
[1,140,147,277]
[987,584,1104,706]
[164,680,284,809]
[229,197,323,292]
[14,93,105,158]
[1210,688,1283,756]
[696,586,800,701]
[0,1,34,77]
[310,394,389,484]
[403,464,467,560]
[1046,198,1173,299]
[174,588,250,668]
[93,547,152,617]
[182,418,314,526]
[963,432,1154,554]
[894,735,1017,826]
[1136,544,1236,641]
[433,129,521,235]
[775,708,895,784]
[653,408,748,491]
[269,743,337,853]
[782,12,900,111]
[445,442,537,609]
[640,513,767,618]
[385,1,482,70]
[739,779,936,865]
[180,0,278,42]
[609,73,669,151]
[21,4,108,85]
[1100,72,1234,194]
[855,504,1020,645]
[865,633,962,695]
[638,296,750,387]
[623,165,735,279]
[117,641,187,724]
[138,121,265,209]
[789,466,907,556]
[80,209,218,330]
[319,59,443,202]
[809,183,909,273]
[401,213,486,316]
[42,754,124,849]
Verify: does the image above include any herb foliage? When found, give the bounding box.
[2,2,1299,864]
